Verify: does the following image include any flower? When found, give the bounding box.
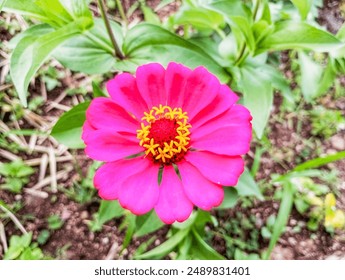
[82,62,252,224]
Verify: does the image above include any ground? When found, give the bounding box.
[0,0,344,260]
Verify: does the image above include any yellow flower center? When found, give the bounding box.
[136,105,191,165]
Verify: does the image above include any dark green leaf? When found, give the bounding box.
[51,101,90,149]
[217,187,238,209]
[118,24,230,83]
[135,227,190,259]
[135,210,164,237]
[236,168,264,200]
[190,228,226,260]
[92,81,107,97]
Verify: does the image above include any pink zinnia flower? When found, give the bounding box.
[82,62,252,224]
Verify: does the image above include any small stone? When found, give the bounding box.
[154,239,161,246]
[102,237,109,245]
[288,237,297,245]
[330,135,345,150]
[270,246,294,260]
[80,211,89,220]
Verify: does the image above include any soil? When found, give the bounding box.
[1,0,345,260]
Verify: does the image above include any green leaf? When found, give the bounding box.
[19,247,44,260]
[294,151,345,171]
[256,21,342,54]
[135,227,190,259]
[51,101,90,149]
[190,228,226,260]
[173,5,224,31]
[122,214,136,250]
[140,1,161,25]
[4,233,32,260]
[119,23,230,83]
[299,51,324,102]
[10,20,91,106]
[234,249,261,260]
[96,200,124,222]
[53,19,121,74]
[263,183,295,259]
[3,0,49,22]
[290,0,313,20]
[236,168,264,200]
[207,0,248,19]
[59,0,92,20]
[217,187,238,209]
[92,81,107,97]
[240,65,273,139]
[0,0,7,11]
[135,210,164,237]
[34,0,73,28]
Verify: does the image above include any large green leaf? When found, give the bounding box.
[53,19,121,74]
[10,19,92,106]
[118,24,230,83]
[51,101,90,149]
[256,21,342,54]
[240,65,273,139]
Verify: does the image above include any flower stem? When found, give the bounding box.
[115,0,128,26]
[97,0,124,59]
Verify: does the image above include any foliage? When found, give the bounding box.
[4,232,45,260]
[0,160,34,193]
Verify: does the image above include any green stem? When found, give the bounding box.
[97,0,124,59]
[115,0,128,26]
[252,0,261,21]
[234,43,246,66]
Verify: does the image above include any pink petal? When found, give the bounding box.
[178,161,224,210]
[84,130,142,162]
[182,66,221,120]
[119,163,160,215]
[136,63,167,108]
[106,73,148,120]
[191,105,252,156]
[94,157,146,200]
[185,151,244,186]
[190,85,239,129]
[81,120,96,142]
[86,97,139,134]
[165,62,192,108]
[154,166,193,224]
